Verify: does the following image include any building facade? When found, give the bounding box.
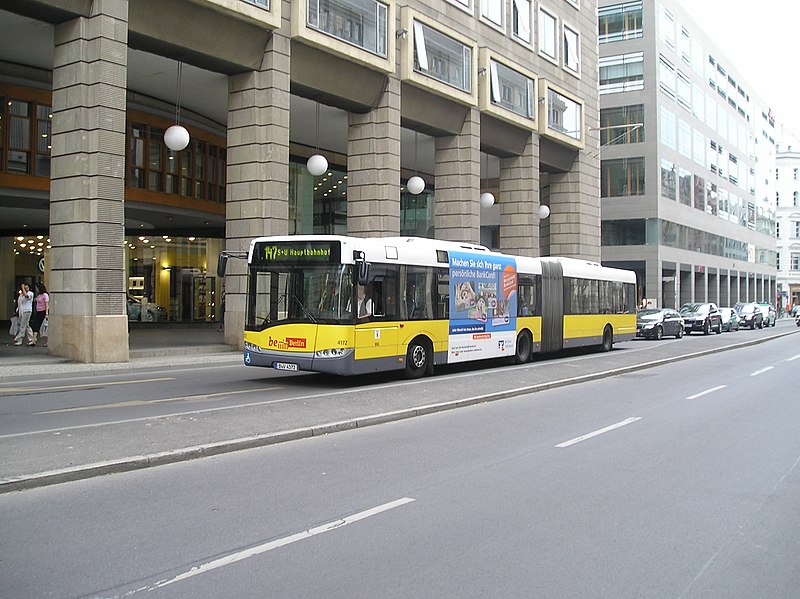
[0,0,601,363]
[775,127,800,312]
[598,0,777,309]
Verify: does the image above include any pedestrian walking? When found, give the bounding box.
[13,282,34,346]
[30,281,49,347]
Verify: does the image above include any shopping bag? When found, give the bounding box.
[40,317,48,337]
[9,316,19,337]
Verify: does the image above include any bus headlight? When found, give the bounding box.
[244,341,262,352]
[314,347,352,358]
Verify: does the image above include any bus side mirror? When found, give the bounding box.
[354,250,370,286]
[217,253,228,278]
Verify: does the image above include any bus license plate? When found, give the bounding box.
[274,362,298,371]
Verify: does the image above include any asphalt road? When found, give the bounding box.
[1,331,798,598]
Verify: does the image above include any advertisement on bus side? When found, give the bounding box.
[448,251,517,363]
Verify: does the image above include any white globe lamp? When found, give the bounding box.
[407,176,425,195]
[307,154,328,176]
[164,124,190,152]
[538,204,551,219]
[479,192,495,208]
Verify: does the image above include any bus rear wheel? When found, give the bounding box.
[601,325,613,352]
[515,331,532,364]
[404,338,430,379]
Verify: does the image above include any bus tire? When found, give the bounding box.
[601,325,613,352]
[515,331,532,364]
[404,338,430,379]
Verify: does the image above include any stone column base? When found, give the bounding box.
[49,314,130,363]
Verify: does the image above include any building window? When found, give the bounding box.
[679,168,692,206]
[661,159,676,200]
[243,0,269,7]
[547,88,581,140]
[0,97,52,177]
[793,221,800,239]
[794,191,799,207]
[490,59,534,118]
[599,52,644,93]
[660,106,676,150]
[538,7,557,61]
[601,219,646,246]
[659,5,675,49]
[413,21,472,93]
[598,1,643,44]
[599,105,644,145]
[563,24,580,74]
[792,252,800,271]
[677,71,691,110]
[601,157,645,197]
[127,121,226,203]
[694,175,705,211]
[512,0,531,43]
[659,55,676,99]
[306,0,388,57]
[480,0,504,28]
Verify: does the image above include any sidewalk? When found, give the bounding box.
[0,322,239,382]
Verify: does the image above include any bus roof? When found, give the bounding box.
[248,235,632,282]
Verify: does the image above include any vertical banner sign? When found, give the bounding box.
[448,251,517,363]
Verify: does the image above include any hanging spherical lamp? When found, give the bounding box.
[407,175,425,195]
[479,192,495,208]
[164,124,190,152]
[307,154,328,177]
[538,205,551,219]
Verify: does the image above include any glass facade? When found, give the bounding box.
[601,157,645,197]
[306,0,388,57]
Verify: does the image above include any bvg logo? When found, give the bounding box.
[267,336,306,350]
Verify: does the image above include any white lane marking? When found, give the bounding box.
[750,366,774,377]
[555,417,641,448]
[686,385,726,400]
[787,354,800,362]
[35,387,279,414]
[0,378,174,394]
[136,498,415,593]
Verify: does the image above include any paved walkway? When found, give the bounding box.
[0,322,239,382]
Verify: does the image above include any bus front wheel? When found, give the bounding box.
[515,331,532,364]
[405,338,430,379]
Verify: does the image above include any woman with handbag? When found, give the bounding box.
[13,282,34,346]
[30,281,49,347]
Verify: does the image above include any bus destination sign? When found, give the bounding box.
[252,241,340,266]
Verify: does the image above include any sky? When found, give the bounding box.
[674,0,800,138]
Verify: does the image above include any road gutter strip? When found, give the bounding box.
[0,331,792,494]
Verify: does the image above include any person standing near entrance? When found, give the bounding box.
[13,282,34,346]
[30,281,49,347]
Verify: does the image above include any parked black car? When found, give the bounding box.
[636,308,684,340]
[679,302,722,335]
[734,302,763,329]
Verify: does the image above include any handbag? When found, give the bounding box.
[40,317,48,337]
[9,315,19,337]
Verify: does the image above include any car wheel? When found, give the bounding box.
[703,321,710,335]
[404,338,430,379]
[514,331,532,364]
[676,326,684,339]
[715,321,722,334]
[654,325,663,340]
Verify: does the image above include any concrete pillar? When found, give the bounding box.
[547,150,601,261]
[49,0,129,363]
[347,77,401,237]
[225,32,291,348]
[434,108,480,243]
[499,134,539,257]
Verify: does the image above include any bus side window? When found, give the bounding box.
[436,268,449,319]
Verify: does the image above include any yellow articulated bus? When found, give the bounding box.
[221,235,637,378]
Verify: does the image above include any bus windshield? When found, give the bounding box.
[247,264,354,330]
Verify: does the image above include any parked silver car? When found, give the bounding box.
[757,303,777,327]
[734,302,763,329]
[719,307,739,332]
